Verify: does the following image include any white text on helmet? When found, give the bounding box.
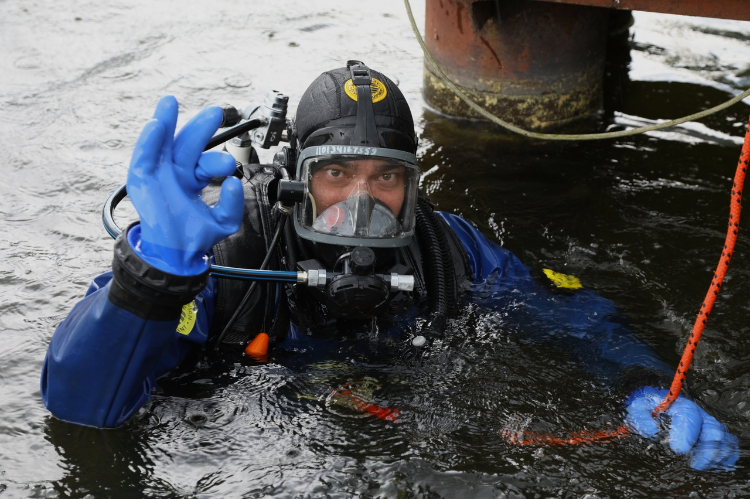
[314,146,378,156]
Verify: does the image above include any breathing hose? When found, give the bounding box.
[102,185,299,282]
[415,197,450,335]
[213,214,288,349]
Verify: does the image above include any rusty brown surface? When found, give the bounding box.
[423,67,603,130]
[530,0,750,21]
[423,0,608,129]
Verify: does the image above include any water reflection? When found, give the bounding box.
[45,418,157,498]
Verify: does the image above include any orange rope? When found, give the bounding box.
[504,117,750,445]
[652,118,749,416]
[502,425,630,446]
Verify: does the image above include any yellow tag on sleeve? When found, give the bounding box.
[176,301,198,335]
[542,269,583,290]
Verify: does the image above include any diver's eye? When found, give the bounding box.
[327,169,343,178]
[381,173,394,182]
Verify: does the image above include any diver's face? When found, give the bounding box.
[310,158,406,216]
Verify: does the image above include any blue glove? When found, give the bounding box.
[127,95,244,275]
[625,386,740,471]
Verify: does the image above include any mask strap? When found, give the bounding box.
[347,60,383,147]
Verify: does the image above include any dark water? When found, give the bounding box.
[2,1,750,497]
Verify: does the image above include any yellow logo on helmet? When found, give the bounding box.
[344,78,388,103]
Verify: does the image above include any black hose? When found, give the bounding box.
[415,197,450,335]
[437,218,459,316]
[204,119,262,150]
[264,207,306,344]
[268,290,290,344]
[282,211,300,272]
[213,215,287,349]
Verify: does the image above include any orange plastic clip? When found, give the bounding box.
[245,332,269,361]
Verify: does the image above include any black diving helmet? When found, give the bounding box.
[291,60,420,250]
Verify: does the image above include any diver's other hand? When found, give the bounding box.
[126,95,243,275]
[625,386,739,471]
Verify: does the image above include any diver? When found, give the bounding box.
[41,61,738,471]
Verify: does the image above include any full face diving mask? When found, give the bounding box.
[276,61,419,318]
[293,148,420,248]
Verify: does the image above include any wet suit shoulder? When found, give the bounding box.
[437,211,674,395]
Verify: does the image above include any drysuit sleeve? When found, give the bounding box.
[40,228,217,428]
[436,212,673,390]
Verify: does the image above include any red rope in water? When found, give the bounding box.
[504,117,750,446]
[502,425,630,446]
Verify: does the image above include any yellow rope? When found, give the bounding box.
[403,0,750,141]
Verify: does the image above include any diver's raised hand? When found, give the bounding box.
[126,95,244,275]
[625,386,739,471]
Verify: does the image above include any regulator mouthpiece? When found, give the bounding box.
[297,247,414,318]
[311,182,401,238]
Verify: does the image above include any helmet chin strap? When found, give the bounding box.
[347,60,383,147]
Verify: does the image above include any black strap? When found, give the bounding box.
[347,60,383,147]
[109,223,210,321]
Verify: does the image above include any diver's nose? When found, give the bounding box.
[353,180,370,196]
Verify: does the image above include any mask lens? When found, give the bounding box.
[296,152,419,247]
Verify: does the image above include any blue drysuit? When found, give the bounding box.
[41,212,671,428]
